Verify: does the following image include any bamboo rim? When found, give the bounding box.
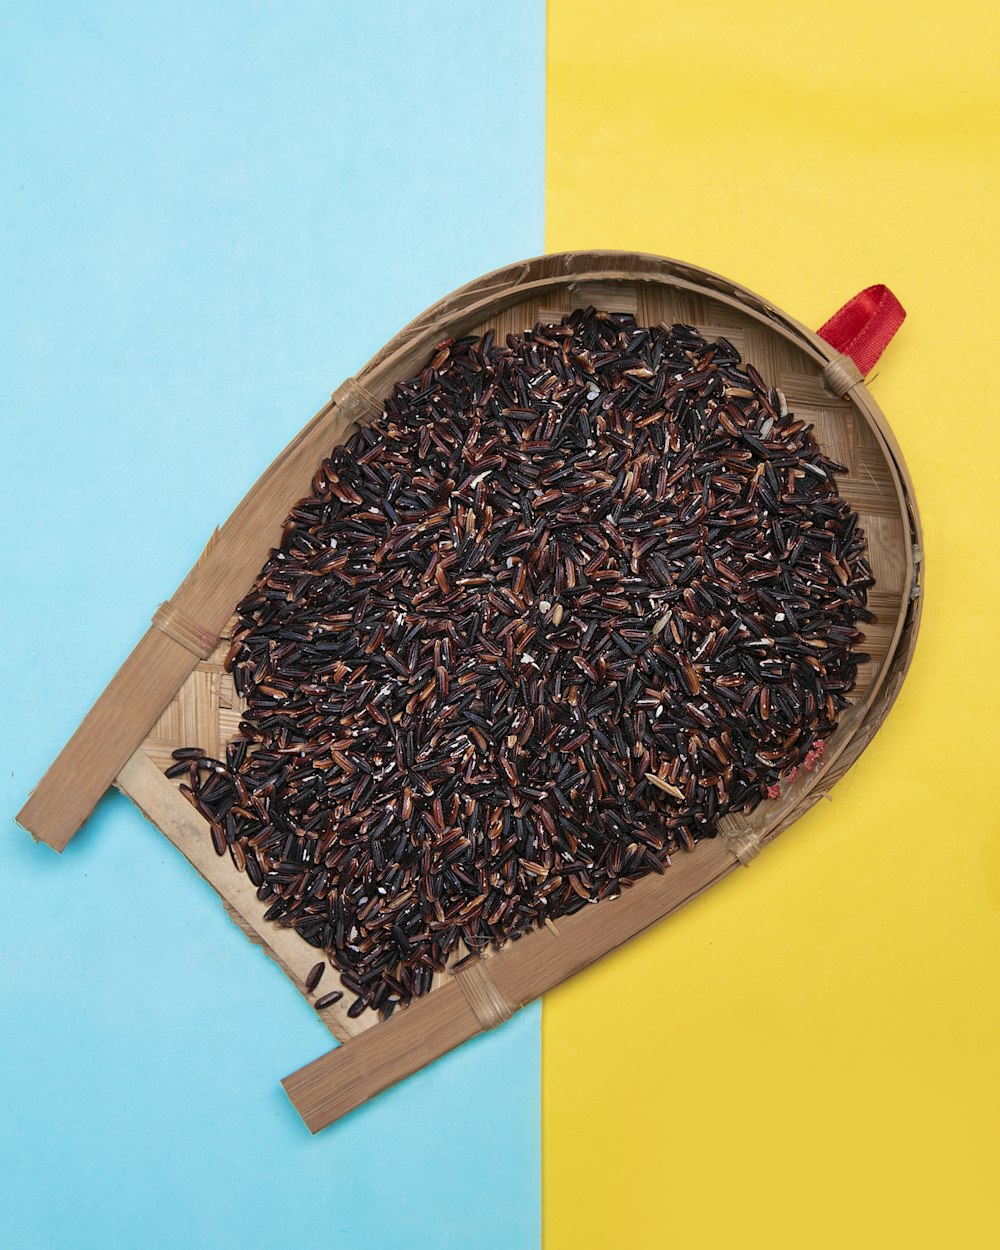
[17,251,922,1132]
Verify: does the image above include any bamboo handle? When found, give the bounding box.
[282,980,485,1133]
[282,836,744,1133]
[17,626,202,851]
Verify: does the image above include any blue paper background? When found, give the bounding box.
[1,4,544,1247]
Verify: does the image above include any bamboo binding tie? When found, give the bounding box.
[331,376,383,424]
[452,959,513,1031]
[151,600,218,661]
[821,352,865,398]
[721,827,763,867]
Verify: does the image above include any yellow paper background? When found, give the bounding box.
[544,3,999,1247]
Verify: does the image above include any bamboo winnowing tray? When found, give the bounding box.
[18,253,922,1132]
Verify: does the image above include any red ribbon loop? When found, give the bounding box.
[817,284,905,375]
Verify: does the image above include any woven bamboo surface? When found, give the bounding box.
[19,252,922,1124]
